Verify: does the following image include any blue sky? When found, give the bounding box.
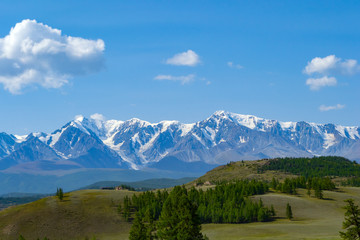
[0,0,359,134]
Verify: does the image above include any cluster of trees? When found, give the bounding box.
[270,176,335,199]
[260,156,360,178]
[341,177,360,187]
[128,186,207,240]
[192,180,274,223]
[120,181,277,239]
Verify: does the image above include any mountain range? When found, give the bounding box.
[0,111,359,173]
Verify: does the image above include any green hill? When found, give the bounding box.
[192,159,297,184]
[1,156,360,240]
[193,156,360,185]
[0,190,133,240]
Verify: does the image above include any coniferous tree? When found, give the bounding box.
[314,185,323,199]
[122,196,131,222]
[270,204,276,217]
[257,207,266,222]
[286,203,293,220]
[56,188,64,201]
[157,186,205,240]
[129,212,147,240]
[340,199,360,240]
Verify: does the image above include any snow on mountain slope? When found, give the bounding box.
[0,133,16,158]
[0,111,359,171]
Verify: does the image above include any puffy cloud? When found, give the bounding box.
[154,74,195,84]
[165,50,200,66]
[227,61,243,69]
[304,55,339,75]
[319,104,345,112]
[0,19,105,94]
[304,55,360,75]
[306,76,337,91]
[90,113,106,121]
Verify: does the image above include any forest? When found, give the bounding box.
[259,156,360,177]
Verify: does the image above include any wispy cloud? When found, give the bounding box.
[227,61,243,69]
[165,50,200,66]
[306,76,337,91]
[154,74,195,85]
[0,19,105,94]
[319,104,345,112]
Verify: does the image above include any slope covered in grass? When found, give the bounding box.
[193,159,297,184]
[202,187,360,240]
[1,157,360,240]
[194,156,360,185]
[1,187,358,240]
[0,190,134,240]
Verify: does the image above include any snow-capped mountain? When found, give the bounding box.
[0,111,359,172]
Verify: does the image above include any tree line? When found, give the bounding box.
[120,180,278,239]
[260,156,360,178]
[270,176,335,199]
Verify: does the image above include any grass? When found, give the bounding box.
[202,188,360,240]
[1,158,360,240]
[0,189,134,240]
[191,160,298,185]
[0,186,359,239]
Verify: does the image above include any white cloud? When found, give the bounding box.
[165,50,200,66]
[319,104,345,112]
[227,61,243,69]
[304,55,360,75]
[0,19,105,94]
[304,55,339,75]
[90,113,105,121]
[154,74,195,84]
[306,76,337,90]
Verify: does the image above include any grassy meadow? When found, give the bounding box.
[202,188,360,240]
[2,157,360,240]
[0,189,134,240]
[0,187,358,239]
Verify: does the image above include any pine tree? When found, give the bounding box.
[286,203,293,220]
[123,196,131,222]
[257,207,266,222]
[129,212,147,240]
[56,188,64,201]
[157,186,205,240]
[340,199,360,239]
[315,185,323,199]
[270,204,276,217]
